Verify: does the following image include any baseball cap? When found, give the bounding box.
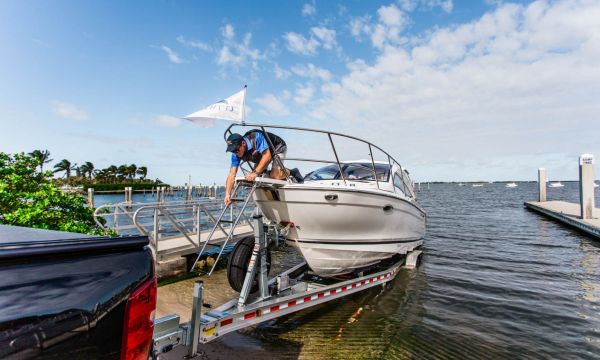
[226,133,244,152]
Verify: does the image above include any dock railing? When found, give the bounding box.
[93,197,255,255]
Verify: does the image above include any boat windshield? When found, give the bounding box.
[305,163,390,182]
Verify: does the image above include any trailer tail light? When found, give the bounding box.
[121,277,157,360]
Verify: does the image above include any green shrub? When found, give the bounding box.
[0,152,109,235]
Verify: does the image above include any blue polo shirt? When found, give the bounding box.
[230,132,269,167]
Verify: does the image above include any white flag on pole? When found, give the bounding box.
[184,86,247,127]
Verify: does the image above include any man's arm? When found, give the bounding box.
[245,149,271,182]
[224,166,238,205]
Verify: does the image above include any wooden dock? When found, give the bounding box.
[524,201,600,239]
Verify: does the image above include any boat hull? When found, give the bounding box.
[253,186,426,276]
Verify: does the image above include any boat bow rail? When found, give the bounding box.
[224,122,418,199]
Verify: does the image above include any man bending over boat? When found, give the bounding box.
[224,130,287,205]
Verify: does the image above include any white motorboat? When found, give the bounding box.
[472,183,484,187]
[506,182,518,188]
[549,181,564,188]
[228,124,426,277]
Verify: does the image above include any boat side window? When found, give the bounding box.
[304,164,340,181]
[342,163,390,181]
[393,173,406,195]
[402,171,415,198]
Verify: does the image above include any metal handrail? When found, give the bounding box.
[93,199,255,251]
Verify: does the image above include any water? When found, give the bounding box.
[208,182,600,359]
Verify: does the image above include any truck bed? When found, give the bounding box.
[0,225,154,359]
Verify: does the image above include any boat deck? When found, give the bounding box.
[524,201,600,239]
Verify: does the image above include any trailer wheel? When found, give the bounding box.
[227,235,271,293]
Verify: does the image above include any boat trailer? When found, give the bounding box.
[151,214,423,358]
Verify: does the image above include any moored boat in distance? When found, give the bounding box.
[472,183,484,187]
[506,182,518,188]
[549,181,564,188]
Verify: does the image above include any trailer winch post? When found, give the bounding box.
[188,280,204,357]
[237,214,269,308]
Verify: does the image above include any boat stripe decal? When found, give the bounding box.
[214,269,400,331]
[294,238,423,245]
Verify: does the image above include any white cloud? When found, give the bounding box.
[156,115,182,128]
[398,0,453,13]
[52,101,88,121]
[284,27,339,55]
[161,45,186,64]
[349,5,409,49]
[302,2,316,17]
[176,35,212,52]
[255,94,291,117]
[274,64,291,79]
[294,85,315,105]
[216,27,263,68]
[311,27,337,50]
[222,24,235,39]
[349,15,372,41]
[313,0,600,180]
[284,32,320,56]
[291,63,332,81]
[217,46,244,66]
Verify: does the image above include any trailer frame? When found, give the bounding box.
[151,215,422,358]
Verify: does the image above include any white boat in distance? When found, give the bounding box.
[549,181,565,188]
[227,123,426,277]
[472,183,484,187]
[506,182,518,188]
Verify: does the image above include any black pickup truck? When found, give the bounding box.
[0,225,156,360]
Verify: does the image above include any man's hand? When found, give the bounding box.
[245,171,258,182]
[224,194,232,205]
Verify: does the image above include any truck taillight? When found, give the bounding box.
[121,277,157,360]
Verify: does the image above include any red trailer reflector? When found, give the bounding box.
[304,296,311,302]
[244,312,256,320]
[221,318,233,327]
[317,293,324,298]
[288,300,297,307]
[270,305,280,312]
[121,277,157,360]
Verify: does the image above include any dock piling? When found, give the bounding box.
[87,188,94,208]
[579,154,595,219]
[538,168,547,202]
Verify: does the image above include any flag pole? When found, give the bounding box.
[241,84,247,125]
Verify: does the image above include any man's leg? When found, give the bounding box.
[269,146,288,180]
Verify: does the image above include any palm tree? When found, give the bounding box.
[137,166,148,180]
[106,165,118,183]
[127,164,137,180]
[117,165,128,181]
[29,150,52,172]
[54,159,76,179]
[79,162,95,179]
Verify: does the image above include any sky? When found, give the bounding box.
[1,0,599,184]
